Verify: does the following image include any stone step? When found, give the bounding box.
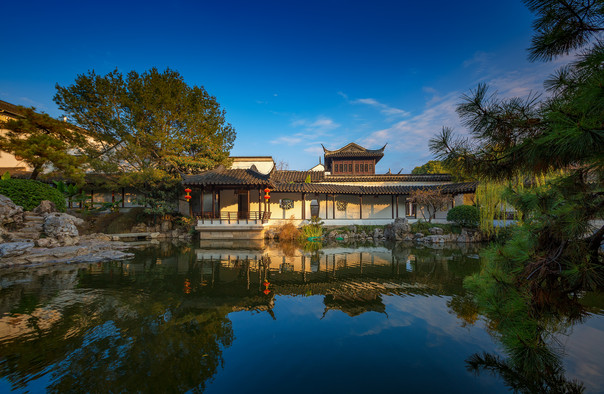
[7,232,40,241]
[24,215,44,220]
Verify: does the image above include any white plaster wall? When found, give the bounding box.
[268,192,303,220]
[362,195,392,219]
[334,195,360,219]
[230,159,274,174]
[220,190,238,213]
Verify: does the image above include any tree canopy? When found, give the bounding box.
[411,160,447,175]
[54,68,236,180]
[0,107,90,183]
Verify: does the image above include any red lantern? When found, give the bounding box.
[263,188,271,200]
[184,187,192,202]
[185,195,192,200]
[184,188,192,193]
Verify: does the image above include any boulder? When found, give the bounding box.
[384,218,410,241]
[429,227,444,235]
[0,194,24,226]
[33,200,57,215]
[160,220,173,232]
[43,213,84,238]
[36,237,61,248]
[0,241,34,258]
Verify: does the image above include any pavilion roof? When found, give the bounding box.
[322,142,386,162]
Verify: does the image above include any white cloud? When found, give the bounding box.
[352,97,410,118]
[270,136,303,145]
[291,116,340,135]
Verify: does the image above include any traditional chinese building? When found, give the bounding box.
[181,143,476,237]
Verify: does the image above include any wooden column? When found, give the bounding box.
[258,189,262,219]
[359,195,363,219]
[391,195,395,218]
[200,188,204,221]
[395,195,399,218]
[211,187,215,224]
[121,188,125,208]
[333,194,336,220]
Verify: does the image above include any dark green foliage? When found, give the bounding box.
[54,68,236,176]
[0,179,66,212]
[0,107,91,183]
[430,0,604,295]
[447,205,479,228]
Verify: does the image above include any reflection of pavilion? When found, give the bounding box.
[193,244,474,317]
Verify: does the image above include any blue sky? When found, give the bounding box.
[1,0,567,173]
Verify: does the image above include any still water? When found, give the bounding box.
[0,241,603,393]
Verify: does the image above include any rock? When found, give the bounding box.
[36,238,60,248]
[414,232,424,238]
[0,241,34,258]
[161,220,173,232]
[150,232,160,239]
[429,227,444,235]
[458,228,482,243]
[59,235,79,246]
[132,223,147,233]
[43,213,83,238]
[384,218,410,241]
[0,194,24,226]
[33,200,57,215]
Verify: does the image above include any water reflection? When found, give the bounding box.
[0,241,601,392]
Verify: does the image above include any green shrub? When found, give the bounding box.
[0,179,66,212]
[447,205,479,228]
[300,216,324,239]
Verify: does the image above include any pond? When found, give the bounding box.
[0,241,603,393]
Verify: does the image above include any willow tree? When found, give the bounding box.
[430,0,604,293]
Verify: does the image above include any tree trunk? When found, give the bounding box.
[29,165,41,180]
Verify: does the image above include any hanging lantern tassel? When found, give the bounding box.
[184,188,192,202]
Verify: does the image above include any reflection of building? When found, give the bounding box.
[183,143,476,232]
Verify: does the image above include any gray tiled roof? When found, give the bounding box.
[181,167,476,195]
[182,166,271,186]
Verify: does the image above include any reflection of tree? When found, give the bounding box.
[47,305,234,393]
[466,352,584,393]
[462,267,589,392]
[447,294,479,327]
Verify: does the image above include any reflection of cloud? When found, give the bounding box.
[559,321,604,393]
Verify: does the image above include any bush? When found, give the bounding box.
[447,205,479,228]
[277,221,301,241]
[0,179,66,212]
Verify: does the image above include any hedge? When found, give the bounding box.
[0,179,66,212]
[447,205,479,228]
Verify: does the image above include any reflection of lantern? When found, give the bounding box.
[184,278,192,294]
[263,288,271,295]
[184,188,192,202]
[263,188,271,200]
[263,280,270,288]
